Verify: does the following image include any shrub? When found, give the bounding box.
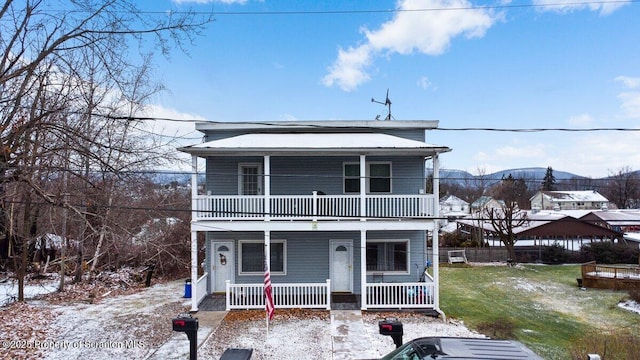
[541,244,570,264]
[579,242,640,264]
[629,288,640,303]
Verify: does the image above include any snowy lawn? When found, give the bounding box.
[1,265,639,359]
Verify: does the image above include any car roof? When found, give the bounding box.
[406,337,544,359]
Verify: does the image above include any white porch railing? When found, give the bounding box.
[225,280,331,311]
[363,282,435,310]
[196,272,208,305]
[193,194,437,220]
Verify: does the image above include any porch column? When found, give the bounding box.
[190,155,199,312]
[360,229,367,310]
[432,154,441,311]
[264,230,271,273]
[264,155,271,221]
[360,155,366,219]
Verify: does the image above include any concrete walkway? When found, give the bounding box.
[150,309,376,359]
[330,310,377,360]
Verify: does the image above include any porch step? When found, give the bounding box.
[331,293,360,310]
[198,294,226,311]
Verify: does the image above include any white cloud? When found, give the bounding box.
[615,76,640,89]
[417,76,434,90]
[138,104,207,170]
[617,91,640,118]
[494,144,548,159]
[568,113,594,126]
[615,76,640,118]
[139,104,206,145]
[532,0,630,15]
[322,45,373,92]
[323,0,500,91]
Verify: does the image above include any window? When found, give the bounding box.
[344,164,360,193]
[366,240,408,273]
[369,163,391,193]
[239,240,286,275]
[343,162,392,193]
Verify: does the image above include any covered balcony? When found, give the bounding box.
[192,192,438,221]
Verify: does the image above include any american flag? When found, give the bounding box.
[264,261,275,321]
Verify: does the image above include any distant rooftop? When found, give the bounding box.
[542,190,608,203]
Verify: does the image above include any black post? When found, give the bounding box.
[187,330,197,360]
[173,313,199,360]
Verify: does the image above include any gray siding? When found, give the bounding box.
[207,230,426,295]
[206,156,427,196]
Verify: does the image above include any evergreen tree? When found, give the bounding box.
[542,166,556,191]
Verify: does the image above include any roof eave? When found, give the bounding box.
[178,146,452,157]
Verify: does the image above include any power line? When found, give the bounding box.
[435,127,640,132]
[128,1,639,16]
[4,199,637,224]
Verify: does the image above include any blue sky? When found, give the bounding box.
[143,0,640,178]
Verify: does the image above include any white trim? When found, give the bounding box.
[238,239,287,276]
[365,239,410,275]
[343,161,392,194]
[329,239,354,292]
[237,162,263,195]
[211,240,235,293]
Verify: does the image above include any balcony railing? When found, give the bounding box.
[193,193,437,221]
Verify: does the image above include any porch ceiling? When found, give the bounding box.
[178,133,451,156]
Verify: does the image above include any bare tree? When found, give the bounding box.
[603,166,639,209]
[485,175,529,261]
[0,0,212,300]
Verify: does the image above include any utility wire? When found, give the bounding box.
[128,0,640,16]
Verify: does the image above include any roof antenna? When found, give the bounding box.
[372,89,393,120]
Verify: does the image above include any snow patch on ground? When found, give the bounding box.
[618,300,640,315]
[1,277,59,305]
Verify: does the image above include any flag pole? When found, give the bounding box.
[264,237,275,335]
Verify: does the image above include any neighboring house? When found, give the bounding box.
[440,194,469,217]
[530,190,609,211]
[178,120,451,313]
[470,196,504,213]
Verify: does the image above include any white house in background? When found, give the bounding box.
[440,195,469,217]
[530,190,609,211]
[470,196,504,213]
[178,120,451,313]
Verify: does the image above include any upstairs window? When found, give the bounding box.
[343,162,392,194]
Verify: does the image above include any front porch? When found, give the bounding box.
[195,278,436,311]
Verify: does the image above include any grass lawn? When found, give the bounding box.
[439,264,639,359]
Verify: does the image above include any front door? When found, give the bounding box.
[330,240,353,292]
[238,163,263,195]
[211,241,234,293]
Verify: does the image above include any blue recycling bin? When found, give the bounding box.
[184,278,192,298]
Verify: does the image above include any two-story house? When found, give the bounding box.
[178,120,450,314]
